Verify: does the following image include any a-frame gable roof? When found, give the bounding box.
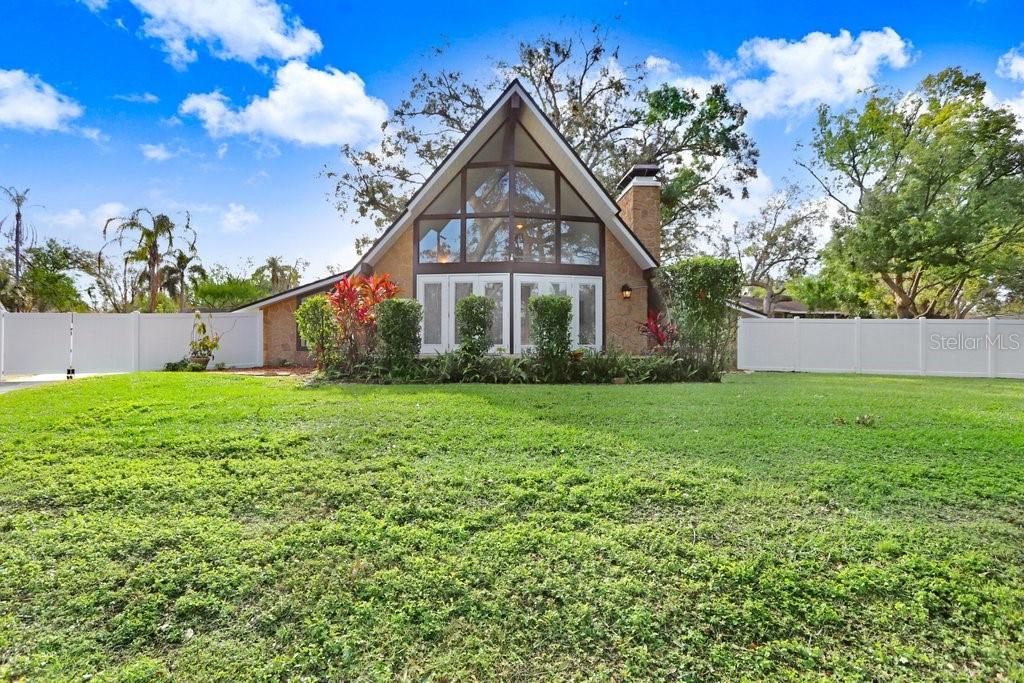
[354,80,658,273]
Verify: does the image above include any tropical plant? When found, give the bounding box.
[327,274,400,368]
[100,209,197,313]
[638,310,678,350]
[188,312,221,365]
[191,264,270,311]
[295,295,341,370]
[253,256,307,294]
[1,187,32,290]
[160,249,206,312]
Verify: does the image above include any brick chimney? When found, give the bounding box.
[615,163,661,263]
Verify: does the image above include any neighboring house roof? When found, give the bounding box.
[736,295,847,318]
[237,79,658,312]
[354,79,658,275]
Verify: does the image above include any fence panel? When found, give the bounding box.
[738,317,1024,379]
[0,311,261,378]
[2,313,71,375]
[74,313,136,373]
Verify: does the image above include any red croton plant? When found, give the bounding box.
[328,274,399,366]
[638,310,678,351]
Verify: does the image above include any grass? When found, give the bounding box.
[0,372,1022,682]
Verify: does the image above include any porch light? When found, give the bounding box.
[515,222,525,229]
[621,284,633,300]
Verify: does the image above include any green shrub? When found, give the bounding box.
[375,298,422,378]
[295,295,341,370]
[657,257,741,379]
[455,295,496,362]
[528,294,572,382]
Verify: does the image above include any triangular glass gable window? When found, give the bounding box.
[470,127,504,163]
[425,177,461,215]
[513,125,549,164]
[559,177,595,217]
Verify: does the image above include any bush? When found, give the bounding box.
[657,257,741,379]
[375,298,422,378]
[455,295,496,362]
[295,295,340,370]
[528,294,572,381]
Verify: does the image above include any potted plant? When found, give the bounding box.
[189,312,221,370]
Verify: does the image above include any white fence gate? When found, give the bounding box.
[0,311,262,379]
[737,317,1024,379]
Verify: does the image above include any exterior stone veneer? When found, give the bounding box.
[370,227,413,296]
[604,231,648,354]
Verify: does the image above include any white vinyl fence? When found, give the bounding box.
[0,311,262,379]
[738,317,1024,379]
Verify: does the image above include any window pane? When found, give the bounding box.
[484,281,504,347]
[519,282,538,345]
[579,283,597,346]
[466,167,509,214]
[467,217,508,262]
[471,128,504,163]
[425,177,460,215]
[514,125,548,164]
[560,221,600,265]
[418,219,461,263]
[560,178,594,217]
[513,167,556,214]
[423,283,443,345]
[453,281,474,344]
[512,219,556,263]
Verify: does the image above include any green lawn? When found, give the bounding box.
[0,373,1022,681]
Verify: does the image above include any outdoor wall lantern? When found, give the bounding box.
[621,284,633,300]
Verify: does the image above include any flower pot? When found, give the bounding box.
[189,355,212,370]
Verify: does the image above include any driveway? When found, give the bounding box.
[0,381,53,394]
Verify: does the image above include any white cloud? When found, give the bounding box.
[140,142,178,161]
[220,203,260,233]
[216,142,228,159]
[92,202,129,228]
[79,127,109,143]
[115,92,160,104]
[83,0,322,69]
[997,46,1024,82]
[0,69,84,132]
[49,209,87,230]
[647,28,911,120]
[180,61,387,147]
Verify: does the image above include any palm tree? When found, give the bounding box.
[100,209,196,313]
[2,187,30,287]
[253,256,305,294]
[160,249,206,311]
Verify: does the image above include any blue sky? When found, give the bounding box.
[1,0,1022,279]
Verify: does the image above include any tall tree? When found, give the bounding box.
[720,185,825,315]
[100,209,197,313]
[801,68,1024,318]
[159,249,206,312]
[1,187,33,304]
[325,27,757,259]
[19,239,91,312]
[253,256,306,294]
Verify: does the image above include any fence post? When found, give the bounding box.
[0,310,5,383]
[254,310,264,369]
[853,317,862,374]
[132,311,142,372]
[918,317,927,376]
[987,317,996,378]
[68,312,75,379]
[792,317,801,372]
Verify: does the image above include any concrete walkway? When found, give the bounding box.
[0,381,53,394]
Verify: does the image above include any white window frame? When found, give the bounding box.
[416,274,511,354]
[512,274,603,353]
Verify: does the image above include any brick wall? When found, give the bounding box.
[371,227,413,297]
[262,296,311,367]
[604,232,648,353]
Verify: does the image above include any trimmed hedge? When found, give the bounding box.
[455,295,496,361]
[375,298,422,378]
[295,295,340,370]
[528,294,572,382]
